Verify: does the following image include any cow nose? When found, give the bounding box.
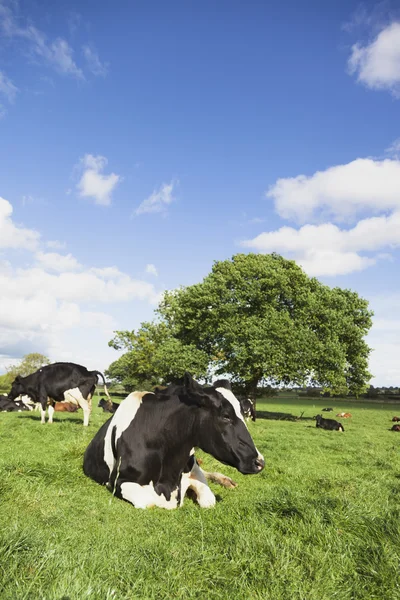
[254,457,265,471]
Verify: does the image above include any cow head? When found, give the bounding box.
[181,373,264,475]
[8,375,25,401]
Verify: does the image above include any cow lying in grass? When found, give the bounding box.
[392,416,400,422]
[98,398,120,413]
[83,373,264,509]
[315,414,344,432]
[391,424,400,432]
[54,402,79,412]
[0,394,30,412]
[322,408,333,412]
[336,412,352,418]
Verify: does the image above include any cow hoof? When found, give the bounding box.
[198,494,216,509]
[216,476,237,489]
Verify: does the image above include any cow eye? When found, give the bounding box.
[222,414,231,422]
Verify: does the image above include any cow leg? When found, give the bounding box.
[180,461,216,508]
[202,471,237,489]
[48,404,54,424]
[118,481,179,510]
[64,388,90,426]
[40,404,46,424]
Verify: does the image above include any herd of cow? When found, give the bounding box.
[1,361,399,509]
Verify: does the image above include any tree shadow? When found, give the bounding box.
[256,410,315,422]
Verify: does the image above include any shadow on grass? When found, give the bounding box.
[256,410,315,422]
[17,415,85,425]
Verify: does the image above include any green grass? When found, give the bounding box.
[0,396,399,600]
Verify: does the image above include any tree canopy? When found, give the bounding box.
[158,253,373,397]
[106,322,209,391]
[107,253,373,397]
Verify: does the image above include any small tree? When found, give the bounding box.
[6,353,51,380]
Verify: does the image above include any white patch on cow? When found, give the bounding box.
[48,405,54,424]
[64,387,90,426]
[215,387,264,464]
[180,461,216,508]
[215,387,245,423]
[120,480,179,509]
[103,391,151,476]
[40,405,46,424]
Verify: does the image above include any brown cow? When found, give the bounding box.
[391,424,400,431]
[54,402,78,413]
[336,412,352,418]
[392,416,400,422]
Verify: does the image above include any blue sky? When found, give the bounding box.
[1,0,400,384]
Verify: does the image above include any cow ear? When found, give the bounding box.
[14,375,20,382]
[183,373,221,409]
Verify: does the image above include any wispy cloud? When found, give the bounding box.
[0,2,107,80]
[145,264,158,277]
[0,70,18,103]
[135,181,177,216]
[82,45,108,77]
[77,154,121,206]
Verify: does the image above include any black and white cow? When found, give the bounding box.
[0,394,30,412]
[83,373,264,509]
[315,414,344,432]
[7,362,111,426]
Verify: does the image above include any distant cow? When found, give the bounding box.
[391,424,400,431]
[239,398,256,421]
[0,394,29,412]
[8,362,111,426]
[315,414,344,432]
[336,412,352,418]
[98,398,120,413]
[322,408,333,412]
[392,416,400,422]
[54,402,79,413]
[83,373,264,509]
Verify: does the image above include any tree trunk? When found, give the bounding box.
[246,375,261,413]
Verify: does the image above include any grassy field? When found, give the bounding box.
[0,395,399,600]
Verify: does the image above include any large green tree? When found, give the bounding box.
[158,253,373,399]
[106,322,209,391]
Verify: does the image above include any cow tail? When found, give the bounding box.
[94,371,113,409]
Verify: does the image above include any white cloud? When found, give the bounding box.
[0,196,40,250]
[0,194,162,369]
[348,22,400,96]
[267,158,400,223]
[135,181,176,216]
[46,240,66,250]
[0,70,18,103]
[35,251,82,273]
[145,263,158,277]
[82,45,108,77]
[77,154,121,206]
[242,154,400,276]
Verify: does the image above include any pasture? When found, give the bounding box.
[0,396,399,600]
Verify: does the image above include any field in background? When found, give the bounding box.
[0,395,399,599]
